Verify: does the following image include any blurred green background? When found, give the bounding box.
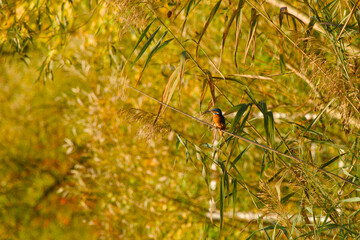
[1,0,360,239]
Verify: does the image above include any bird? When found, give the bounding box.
[205,108,226,136]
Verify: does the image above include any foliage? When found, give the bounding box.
[1,0,360,239]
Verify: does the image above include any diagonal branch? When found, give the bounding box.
[124,83,360,189]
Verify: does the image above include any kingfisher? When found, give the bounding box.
[205,108,226,136]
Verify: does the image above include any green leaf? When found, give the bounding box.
[280,192,295,204]
[244,8,259,64]
[229,104,250,133]
[200,70,215,110]
[177,134,192,163]
[196,0,222,58]
[136,31,174,84]
[181,0,195,35]
[226,103,251,114]
[195,145,203,163]
[234,0,245,69]
[279,7,287,27]
[228,161,243,180]
[260,154,266,177]
[131,26,161,69]
[154,52,183,124]
[320,153,346,169]
[219,7,238,67]
[175,138,180,154]
[238,107,251,134]
[232,178,237,218]
[220,174,225,230]
[128,19,157,59]
[342,168,355,178]
[306,16,317,36]
[279,54,286,73]
[230,145,251,170]
[265,111,275,148]
[303,98,337,136]
[260,102,275,148]
[341,197,360,203]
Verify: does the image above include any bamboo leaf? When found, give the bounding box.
[303,98,337,136]
[220,174,225,230]
[279,54,286,73]
[232,178,237,218]
[206,70,216,107]
[260,154,266,177]
[320,153,346,169]
[131,26,161,69]
[355,9,360,32]
[280,192,295,204]
[219,7,238,67]
[196,0,222,58]
[291,16,297,31]
[154,54,184,124]
[199,76,208,111]
[342,168,355,178]
[228,160,243,180]
[200,70,216,111]
[181,0,195,36]
[279,7,305,29]
[267,111,275,148]
[227,102,252,114]
[229,103,250,133]
[177,134,192,163]
[238,107,251,134]
[279,7,287,27]
[225,171,229,204]
[178,51,186,105]
[290,122,331,140]
[244,8,258,64]
[195,145,203,163]
[260,102,275,148]
[175,138,180,154]
[234,0,246,69]
[230,144,251,170]
[291,215,300,235]
[341,197,360,203]
[136,31,174,85]
[128,18,156,60]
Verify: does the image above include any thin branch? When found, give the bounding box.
[124,83,360,189]
[337,0,360,41]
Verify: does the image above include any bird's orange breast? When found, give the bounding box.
[213,114,226,129]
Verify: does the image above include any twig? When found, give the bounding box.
[124,83,360,189]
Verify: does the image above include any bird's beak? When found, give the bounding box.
[203,110,212,115]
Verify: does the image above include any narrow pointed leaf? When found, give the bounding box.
[132,26,161,68]
[230,103,250,133]
[232,178,237,218]
[238,107,251,134]
[234,0,245,69]
[341,197,360,203]
[244,8,258,64]
[196,0,222,58]
[220,174,225,230]
[206,70,216,107]
[230,144,251,170]
[128,18,156,59]
[279,54,286,73]
[303,98,337,136]
[137,32,173,85]
[219,7,238,67]
[279,7,287,27]
[200,78,208,111]
[181,0,195,35]
[154,54,183,124]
